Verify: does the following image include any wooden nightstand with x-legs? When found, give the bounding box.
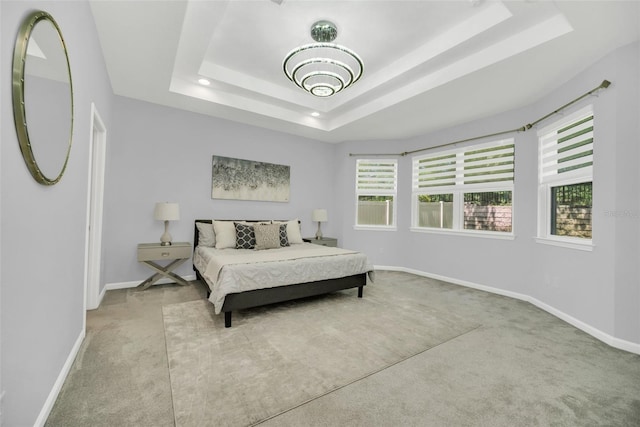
[137,242,191,290]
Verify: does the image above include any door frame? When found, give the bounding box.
[84,103,107,314]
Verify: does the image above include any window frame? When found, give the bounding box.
[354,158,398,230]
[536,105,594,250]
[411,138,515,238]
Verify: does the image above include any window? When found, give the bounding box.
[537,106,593,244]
[412,139,514,235]
[355,159,397,228]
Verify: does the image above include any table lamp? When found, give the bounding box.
[312,209,328,240]
[154,202,180,246]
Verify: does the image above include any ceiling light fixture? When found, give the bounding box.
[311,112,320,117]
[283,20,363,97]
[198,78,210,86]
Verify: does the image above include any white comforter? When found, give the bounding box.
[193,243,374,314]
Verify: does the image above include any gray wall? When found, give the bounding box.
[336,41,640,345]
[610,43,640,344]
[1,1,113,425]
[102,96,338,286]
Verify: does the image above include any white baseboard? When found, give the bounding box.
[34,329,85,427]
[375,265,640,356]
[97,284,107,307]
[105,274,197,291]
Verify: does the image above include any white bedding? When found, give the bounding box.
[193,243,374,314]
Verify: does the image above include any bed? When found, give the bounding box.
[193,219,374,327]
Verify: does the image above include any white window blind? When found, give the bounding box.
[539,110,593,185]
[356,159,397,194]
[536,105,594,245]
[413,140,514,191]
[413,152,457,189]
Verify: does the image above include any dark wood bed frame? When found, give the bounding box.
[193,219,366,327]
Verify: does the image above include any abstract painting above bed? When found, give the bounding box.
[211,156,290,202]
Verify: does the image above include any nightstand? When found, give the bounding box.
[137,242,191,290]
[303,237,338,247]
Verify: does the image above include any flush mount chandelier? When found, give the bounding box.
[283,20,363,97]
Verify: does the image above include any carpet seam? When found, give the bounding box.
[161,304,179,427]
[251,323,483,426]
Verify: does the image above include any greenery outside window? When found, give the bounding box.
[412,139,514,236]
[537,106,593,247]
[356,159,397,228]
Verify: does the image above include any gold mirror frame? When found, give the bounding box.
[12,10,74,185]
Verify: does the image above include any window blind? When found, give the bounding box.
[413,140,514,190]
[539,113,593,184]
[356,159,397,194]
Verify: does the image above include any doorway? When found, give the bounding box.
[85,103,106,312]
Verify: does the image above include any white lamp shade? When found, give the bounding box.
[154,202,180,221]
[312,209,328,222]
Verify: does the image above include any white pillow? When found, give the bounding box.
[213,220,237,249]
[196,222,215,247]
[281,219,303,244]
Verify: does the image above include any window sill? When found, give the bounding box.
[535,237,594,252]
[353,225,397,232]
[410,227,515,240]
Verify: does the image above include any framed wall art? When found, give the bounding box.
[211,155,290,202]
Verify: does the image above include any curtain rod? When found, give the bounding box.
[349,79,611,158]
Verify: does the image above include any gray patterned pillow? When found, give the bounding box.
[279,224,289,247]
[234,222,256,249]
[254,223,282,250]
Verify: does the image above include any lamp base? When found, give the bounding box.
[315,222,323,240]
[160,221,173,246]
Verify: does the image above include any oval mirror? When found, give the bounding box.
[12,10,73,185]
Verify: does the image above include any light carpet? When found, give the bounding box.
[162,285,480,427]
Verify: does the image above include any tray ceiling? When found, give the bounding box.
[89,0,639,143]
